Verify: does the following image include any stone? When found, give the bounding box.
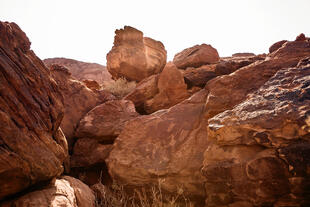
[173,44,219,69]
[232,52,255,57]
[0,21,68,199]
[49,64,101,149]
[125,63,190,114]
[71,138,112,168]
[183,65,217,88]
[106,26,167,82]
[44,57,112,84]
[82,79,100,91]
[205,37,310,119]
[75,100,139,141]
[106,90,208,205]
[269,40,288,53]
[202,59,310,206]
[1,176,95,207]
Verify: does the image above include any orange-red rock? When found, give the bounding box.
[0,22,68,199]
[269,40,288,53]
[75,100,139,141]
[49,64,101,149]
[183,65,217,88]
[107,90,208,204]
[202,60,310,206]
[125,63,189,114]
[107,26,167,82]
[173,44,219,69]
[1,176,95,207]
[44,57,112,84]
[205,37,310,119]
[82,79,100,91]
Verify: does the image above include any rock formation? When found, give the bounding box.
[106,26,167,82]
[0,22,68,199]
[2,176,95,207]
[44,57,112,84]
[125,62,189,114]
[173,44,219,69]
[107,90,208,205]
[49,64,102,149]
[75,100,139,141]
[202,58,310,206]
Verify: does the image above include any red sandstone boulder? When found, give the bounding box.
[183,65,217,88]
[107,90,208,205]
[0,22,68,199]
[202,60,310,206]
[125,63,189,114]
[107,26,167,82]
[75,100,139,141]
[70,138,113,185]
[205,37,310,119]
[1,176,95,207]
[44,57,112,84]
[269,40,288,53]
[49,64,101,149]
[173,44,219,69]
[232,52,255,57]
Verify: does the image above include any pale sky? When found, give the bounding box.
[1,0,309,65]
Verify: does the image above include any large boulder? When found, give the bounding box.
[269,40,288,53]
[205,37,310,119]
[202,59,310,206]
[44,57,112,84]
[1,176,95,207]
[75,100,139,141]
[183,65,217,88]
[173,44,219,69]
[107,90,208,205]
[125,63,190,114]
[49,64,101,149]
[107,26,167,82]
[0,22,68,199]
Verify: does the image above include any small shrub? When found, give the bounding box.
[101,78,136,98]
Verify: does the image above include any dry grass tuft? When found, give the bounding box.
[93,178,193,207]
[101,78,136,98]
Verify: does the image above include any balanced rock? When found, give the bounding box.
[1,176,95,207]
[107,26,167,82]
[202,61,310,206]
[173,44,219,69]
[50,64,101,149]
[0,22,68,199]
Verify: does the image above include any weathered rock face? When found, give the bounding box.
[125,63,190,114]
[44,57,112,84]
[75,100,139,141]
[183,65,217,88]
[49,64,101,149]
[0,21,68,199]
[269,40,288,53]
[1,176,95,207]
[173,44,219,69]
[205,38,310,119]
[232,52,255,57]
[82,79,100,91]
[202,60,310,206]
[107,26,167,82]
[107,90,208,204]
[70,138,112,185]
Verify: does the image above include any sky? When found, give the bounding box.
[1,0,310,65]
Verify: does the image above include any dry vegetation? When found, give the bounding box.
[101,78,136,98]
[93,178,193,207]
